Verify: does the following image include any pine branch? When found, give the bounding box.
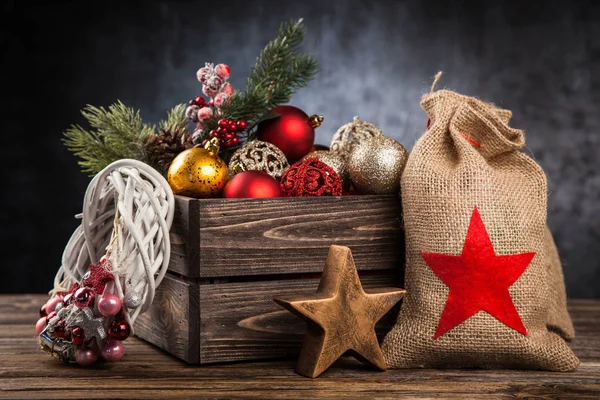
[159,103,189,132]
[63,101,154,175]
[205,18,318,137]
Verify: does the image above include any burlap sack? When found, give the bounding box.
[382,89,579,371]
[545,227,575,339]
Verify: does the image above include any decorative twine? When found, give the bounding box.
[52,159,174,329]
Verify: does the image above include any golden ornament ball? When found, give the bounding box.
[228,140,289,180]
[330,116,383,157]
[167,138,229,198]
[301,150,350,190]
[348,135,408,195]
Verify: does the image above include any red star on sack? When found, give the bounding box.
[84,258,114,294]
[421,207,535,339]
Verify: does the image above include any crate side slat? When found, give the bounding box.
[199,273,401,364]
[134,274,200,363]
[194,195,404,278]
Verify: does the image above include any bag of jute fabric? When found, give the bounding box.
[382,88,579,371]
[545,227,575,340]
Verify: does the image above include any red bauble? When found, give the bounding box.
[223,171,283,198]
[280,158,342,197]
[108,320,131,341]
[256,105,315,162]
[71,326,85,346]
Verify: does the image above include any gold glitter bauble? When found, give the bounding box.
[228,140,289,180]
[167,139,228,198]
[302,150,350,190]
[330,116,383,157]
[348,135,408,195]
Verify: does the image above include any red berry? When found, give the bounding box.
[217,127,228,135]
[208,99,214,107]
[228,121,238,132]
[71,326,85,346]
[194,96,206,106]
[236,120,247,131]
[223,133,234,141]
[108,320,131,341]
[222,139,232,148]
[231,137,240,146]
[218,118,230,129]
[209,130,219,138]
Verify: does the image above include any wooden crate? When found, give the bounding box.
[134,195,404,364]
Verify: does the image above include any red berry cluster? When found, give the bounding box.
[209,118,247,148]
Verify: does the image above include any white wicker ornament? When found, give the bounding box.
[38,159,174,365]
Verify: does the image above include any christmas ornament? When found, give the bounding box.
[74,287,95,309]
[280,158,342,197]
[108,320,131,341]
[143,125,194,175]
[75,348,98,366]
[348,135,408,195]
[274,245,405,378]
[37,159,174,366]
[102,339,125,362]
[228,140,289,180]
[301,150,350,191]
[422,207,533,338]
[256,105,322,162]
[83,260,114,294]
[223,171,282,198]
[98,294,122,317]
[167,138,229,198]
[330,116,383,157]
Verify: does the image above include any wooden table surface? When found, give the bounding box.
[1,295,599,399]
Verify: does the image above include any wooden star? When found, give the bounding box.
[273,245,405,378]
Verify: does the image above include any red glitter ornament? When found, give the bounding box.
[84,259,114,294]
[280,158,342,197]
[223,171,282,198]
[256,105,316,162]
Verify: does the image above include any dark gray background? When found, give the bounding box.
[1,0,599,297]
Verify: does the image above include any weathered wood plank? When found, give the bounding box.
[5,297,598,399]
[199,273,401,364]
[134,274,200,363]
[167,195,404,278]
[2,295,600,399]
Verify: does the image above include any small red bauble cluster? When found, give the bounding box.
[280,158,343,197]
[36,259,132,366]
[209,118,246,148]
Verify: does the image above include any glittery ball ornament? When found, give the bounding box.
[330,116,383,157]
[301,150,350,191]
[348,135,408,195]
[167,138,229,198]
[256,105,321,162]
[228,140,289,180]
[280,158,342,197]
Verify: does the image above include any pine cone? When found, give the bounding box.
[144,126,193,174]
